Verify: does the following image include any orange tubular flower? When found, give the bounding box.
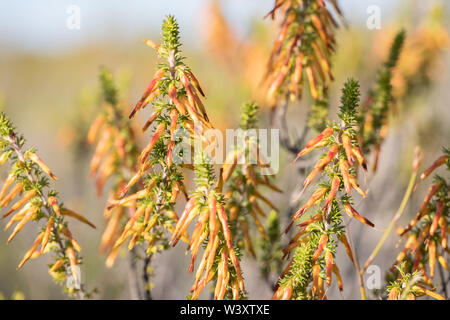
[167,83,187,116]
[439,216,447,249]
[302,145,339,190]
[325,250,333,287]
[0,173,16,200]
[339,158,352,194]
[129,69,165,119]
[341,133,354,165]
[27,152,58,180]
[312,263,321,298]
[66,246,78,281]
[332,264,343,291]
[18,232,44,269]
[2,189,37,218]
[47,196,61,216]
[312,233,328,262]
[142,109,161,132]
[420,154,449,181]
[40,217,54,253]
[87,115,105,144]
[391,151,449,293]
[388,287,399,300]
[61,208,96,229]
[0,183,24,208]
[263,0,342,108]
[429,200,444,236]
[290,54,304,100]
[292,127,334,163]
[306,66,319,100]
[181,72,209,122]
[351,146,367,171]
[7,206,38,243]
[139,122,166,164]
[61,227,82,252]
[143,38,160,50]
[287,187,327,232]
[400,181,442,235]
[428,240,437,278]
[338,233,355,265]
[276,80,373,299]
[89,127,113,177]
[349,175,368,198]
[323,175,340,213]
[343,203,374,228]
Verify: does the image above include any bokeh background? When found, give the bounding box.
[0,0,449,299]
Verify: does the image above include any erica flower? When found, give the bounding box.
[287,80,372,233]
[386,262,445,300]
[99,16,242,300]
[392,150,449,287]
[221,102,281,258]
[0,112,94,299]
[274,79,374,299]
[87,68,139,197]
[263,0,343,109]
[171,155,245,300]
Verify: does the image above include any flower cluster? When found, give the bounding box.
[203,0,239,69]
[102,15,247,300]
[101,16,209,269]
[263,0,343,110]
[386,262,445,300]
[222,102,281,257]
[0,112,95,298]
[273,79,374,299]
[88,68,139,197]
[87,68,145,261]
[390,150,449,288]
[171,154,245,300]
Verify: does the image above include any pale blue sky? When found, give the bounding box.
[0,0,431,54]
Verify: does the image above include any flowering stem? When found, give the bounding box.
[361,169,418,275]
[7,134,87,299]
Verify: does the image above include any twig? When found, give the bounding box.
[143,255,153,300]
[275,96,309,155]
[128,248,142,300]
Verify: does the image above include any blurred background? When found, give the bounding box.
[0,0,449,299]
